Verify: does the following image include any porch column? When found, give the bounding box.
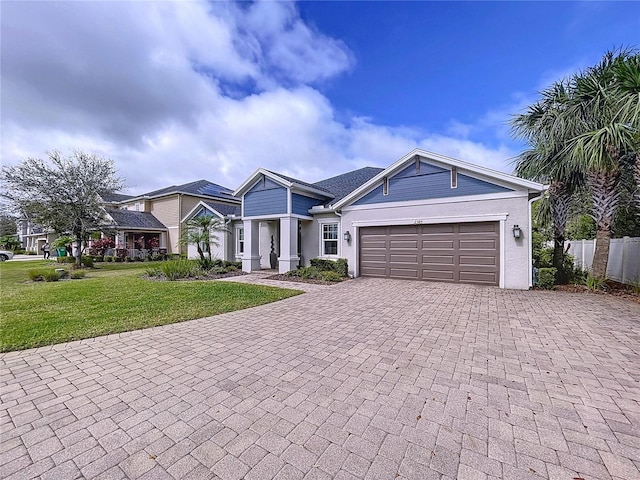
[278,217,299,274]
[242,219,261,272]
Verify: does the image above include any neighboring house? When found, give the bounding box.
[233,149,545,289]
[18,180,240,256]
[115,180,240,255]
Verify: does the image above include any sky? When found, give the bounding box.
[1,1,638,195]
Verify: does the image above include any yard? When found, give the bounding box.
[0,260,302,352]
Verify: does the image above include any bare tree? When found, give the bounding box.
[1,150,124,266]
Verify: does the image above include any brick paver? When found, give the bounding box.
[1,277,639,479]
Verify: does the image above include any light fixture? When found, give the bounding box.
[343,231,351,243]
[512,225,522,239]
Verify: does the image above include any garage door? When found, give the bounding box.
[359,222,499,285]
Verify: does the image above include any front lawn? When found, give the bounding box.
[0,260,302,352]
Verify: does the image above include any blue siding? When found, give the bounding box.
[248,176,282,192]
[353,172,512,205]
[292,194,322,216]
[244,187,287,216]
[395,161,447,178]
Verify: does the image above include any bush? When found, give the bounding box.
[28,268,61,282]
[300,266,320,280]
[104,255,113,262]
[335,258,348,277]
[57,256,75,264]
[310,258,336,271]
[69,270,86,279]
[538,268,557,289]
[160,259,200,281]
[585,274,605,291]
[309,257,348,277]
[81,256,94,268]
[320,271,343,282]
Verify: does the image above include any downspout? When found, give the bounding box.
[528,191,545,288]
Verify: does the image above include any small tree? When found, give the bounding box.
[1,150,124,267]
[179,215,226,266]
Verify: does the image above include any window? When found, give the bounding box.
[383,177,389,196]
[451,167,457,188]
[236,228,244,254]
[322,223,338,256]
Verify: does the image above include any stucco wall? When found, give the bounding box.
[340,194,532,289]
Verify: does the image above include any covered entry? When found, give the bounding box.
[359,222,500,285]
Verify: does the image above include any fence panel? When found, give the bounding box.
[566,237,640,284]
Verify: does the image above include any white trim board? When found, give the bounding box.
[341,191,527,213]
[350,213,509,228]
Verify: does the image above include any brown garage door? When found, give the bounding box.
[359,222,499,285]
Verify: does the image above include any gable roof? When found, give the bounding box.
[331,149,546,209]
[234,168,333,198]
[313,167,385,205]
[182,200,242,223]
[106,209,167,230]
[126,180,239,203]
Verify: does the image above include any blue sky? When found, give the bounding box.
[1,1,638,194]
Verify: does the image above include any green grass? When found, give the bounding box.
[0,260,302,352]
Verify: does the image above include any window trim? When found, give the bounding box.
[451,167,458,189]
[236,227,245,255]
[382,177,389,196]
[319,221,339,258]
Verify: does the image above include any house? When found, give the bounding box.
[18,180,240,256]
[229,149,545,289]
[112,180,240,255]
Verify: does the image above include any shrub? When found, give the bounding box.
[160,259,200,281]
[57,256,75,264]
[69,270,86,279]
[81,256,94,268]
[92,255,104,263]
[320,271,343,282]
[28,268,61,282]
[310,258,336,271]
[585,274,605,291]
[309,257,348,277]
[335,258,348,277]
[538,268,557,289]
[104,255,113,262]
[300,266,320,280]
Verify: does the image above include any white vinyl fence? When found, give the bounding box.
[566,237,640,284]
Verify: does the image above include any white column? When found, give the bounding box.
[242,220,261,272]
[278,217,299,274]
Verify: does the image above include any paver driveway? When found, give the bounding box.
[1,278,639,480]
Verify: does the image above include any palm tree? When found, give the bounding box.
[513,49,640,279]
[512,82,582,282]
[179,215,226,263]
[561,49,640,277]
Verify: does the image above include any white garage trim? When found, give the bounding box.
[350,213,508,228]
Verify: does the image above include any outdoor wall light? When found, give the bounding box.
[343,231,351,243]
[512,225,522,239]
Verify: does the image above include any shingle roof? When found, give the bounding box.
[102,192,135,203]
[106,209,167,230]
[313,167,385,204]
[202,201,241,217]
[139,180,238,202]
[264,170,334,196]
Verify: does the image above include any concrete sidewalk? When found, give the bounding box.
[1,278,639,479]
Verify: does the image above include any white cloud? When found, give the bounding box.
[1,0,520,197]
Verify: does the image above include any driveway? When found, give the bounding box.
[1,278,639,480]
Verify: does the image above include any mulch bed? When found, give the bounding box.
[266,274,345,286]
[544,280,640,304]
